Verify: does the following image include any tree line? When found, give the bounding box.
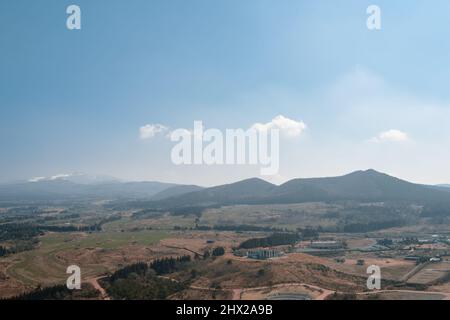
[195,224,289,233]
[0,223,43,242]
[239,233,301,249]
[340,219,405,233]
[6,284,99,300]
[109,255,192,282]
[0,222,106,243]
[106,271,185,300]
[105,258,192,300]
[0,242,37,257]
[150,255,191,275]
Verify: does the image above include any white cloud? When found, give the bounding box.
[139,124,168,140]
[370,129,410,143]
[29,173,77,182]
[250,115,307,138]
[50,173,72,180]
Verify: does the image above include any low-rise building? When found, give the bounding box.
[233,248,284,260]
[309,241,343,250]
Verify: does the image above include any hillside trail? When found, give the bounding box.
[86,277,111,300]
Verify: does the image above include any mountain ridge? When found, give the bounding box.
[3,170,450,209]
[146,169,450,208]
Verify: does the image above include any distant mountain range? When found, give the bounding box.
[27,172,121,185]
[1,170,450,208]
[145,169,450,209]
[0,173,202,202]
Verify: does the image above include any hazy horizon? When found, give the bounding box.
[3,168,448,189]
[3,1,450,186]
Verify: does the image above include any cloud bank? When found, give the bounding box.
[139,124,168,140]
[370,129,410,143]
[250,115,307,138]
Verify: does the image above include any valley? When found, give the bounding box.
[2,170,450,300]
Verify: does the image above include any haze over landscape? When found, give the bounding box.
[1,169,449,204]
[3,0,450,303]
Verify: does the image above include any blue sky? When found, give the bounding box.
[2,0,450,185]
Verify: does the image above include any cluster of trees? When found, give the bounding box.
[377,239,394,246]
[0,240,37,257]
[9,285,73,300]
[415,256,431,265]
[195,225,213,231]
[197,224,288,233]
[8,284,99,300]
[0,222,106,244]
[107,272,185,300]
[37,224,101,232]
[212,247,225,257]
[340,219,405,233]
[109,262,149,282]
[150,255,191,275]
[239,233,301,249]
[42,215,122,233]
[0,224,44,250]
[109,255,193,283]
[0,223,43,242]
[105,261,188,300]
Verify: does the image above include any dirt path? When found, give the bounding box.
[316,289,335,300]
[87,277,110,300]
[400,262,429,282]
[232,289,243,300]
